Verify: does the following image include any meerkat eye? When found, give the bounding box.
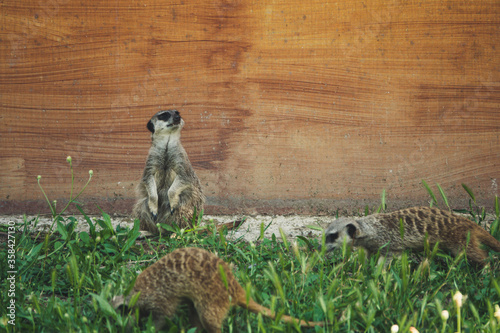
[346,224,357,238]
[147,120,155,133]
[158,112,171,121]
[326,232,339,243]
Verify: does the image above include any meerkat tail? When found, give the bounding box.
[237,297,324,327]
[278,314,325,327]
[479,232,500,252]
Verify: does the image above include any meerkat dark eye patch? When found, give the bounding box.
[147,120,155,133]
[347,224,357,239]
[116,304,130,314]
[158,112,171,121]
[326,232,339,243]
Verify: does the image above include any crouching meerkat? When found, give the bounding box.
[324,206,500,267]
[133,110,205,233]
[111,247,324,332]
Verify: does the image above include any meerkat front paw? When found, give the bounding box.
[168,196,179,213]
[168,198,179,215]
[148,198,158,219]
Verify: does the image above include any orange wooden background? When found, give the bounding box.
[1,0,499,215]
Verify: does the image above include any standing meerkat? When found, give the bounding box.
[133,110,204,233]
[324,206,500,267]
[111,247,324,332]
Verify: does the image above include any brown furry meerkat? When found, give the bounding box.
[111,247,324,332]
[324,206,500,267]
[133,110,204,234]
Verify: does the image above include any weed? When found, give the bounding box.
[36,156,93,231]
[0,183,499,332]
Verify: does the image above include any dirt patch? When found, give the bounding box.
[0,214,335,242]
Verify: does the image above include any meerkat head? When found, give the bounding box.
[110,295,130,314]
[147,110,184,136]
[323,217,362,252]
[110,294,137,314]
[110,295,126,308]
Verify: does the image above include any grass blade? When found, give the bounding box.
[399,218,405,240]
[490,218,500,239]
[422,180,437,205]
[436,183,449,208]
[218,264,229,290]
[381,189,386,212]
[56,219,69,240]
[278,227,289,252]
[89,293,117,318]
[495,196,499,218]
[259,222,265,241]
[461,183,476,204]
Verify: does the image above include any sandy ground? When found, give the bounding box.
[0,214,335,242]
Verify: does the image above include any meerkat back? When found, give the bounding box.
[377,207,500,265]
[114,248,323,332]
[118,247,242,332]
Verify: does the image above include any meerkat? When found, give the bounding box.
[324,206,500,267]
[132,110,205,234]
[111,247,324,332]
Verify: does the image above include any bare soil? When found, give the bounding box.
[0,214,335,242]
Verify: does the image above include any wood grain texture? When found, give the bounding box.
[1,0,499,215]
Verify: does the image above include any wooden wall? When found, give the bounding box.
[1,0,499,215]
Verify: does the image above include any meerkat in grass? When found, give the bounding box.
[324,206,500,267]
[111,247,324,333]
[133,110,204,234]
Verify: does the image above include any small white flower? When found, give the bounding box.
[66,156,72,163]
[37,175,42,180]
[494,304,500,321]
[441,310,449,321]
[292,241,300,257]
[89,170,93,176]
[391,324,399,333]
[453,291,464,308]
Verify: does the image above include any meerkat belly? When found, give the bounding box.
[155,169,177,189]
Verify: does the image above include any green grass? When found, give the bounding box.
[1,170,499,332]
[0,202,499,333]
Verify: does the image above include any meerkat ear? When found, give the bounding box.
[147,120,155,133]
[346,223,359,239]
